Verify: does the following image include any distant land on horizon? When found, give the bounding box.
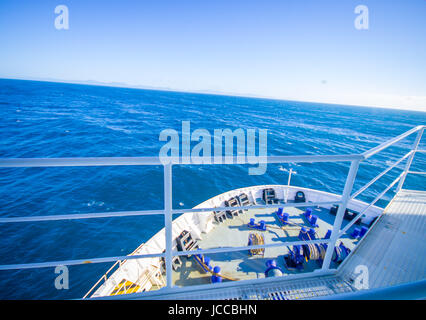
[1,76,425,114]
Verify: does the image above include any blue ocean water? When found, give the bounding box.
[0,78,425,299]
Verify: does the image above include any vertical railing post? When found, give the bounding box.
[285,168,293,203]
[322,159,360,270]
[396,127,424,193]
[164,163,173,288]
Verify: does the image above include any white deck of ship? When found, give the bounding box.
[171,205,361,287]
[116,189,426,300]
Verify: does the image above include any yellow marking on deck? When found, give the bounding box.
[110,279,140,295]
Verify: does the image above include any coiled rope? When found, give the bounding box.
[248,233,265,256]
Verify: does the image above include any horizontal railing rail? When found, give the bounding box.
[0,125,424,299]
[0,154,363,168]
[0,238,331,272]
[361,125,423,159]
[408,171,426,175]
[0,201,342,223]
[0,209,165,223]
[0,252,166,271]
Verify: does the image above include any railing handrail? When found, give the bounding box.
[361,125,424,159]
[0,154,363,168]
[0,126,423,169]
[341,126,425,234]
[0,200,341,224]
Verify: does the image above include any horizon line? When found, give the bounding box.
[1,76,425,114]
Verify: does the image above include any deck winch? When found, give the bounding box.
[333,242,350,262]
[285,245,305,270]
[298,227,326,262]
[321,242,351,263]
[288,225,351,267]
[304,243,326,261]
[285,242,349,268]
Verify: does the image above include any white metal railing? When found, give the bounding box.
[350,150,413,199]
[338,125,425,234]
[0,125,424,298]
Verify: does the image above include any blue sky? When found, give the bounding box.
[0,0,425,111]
